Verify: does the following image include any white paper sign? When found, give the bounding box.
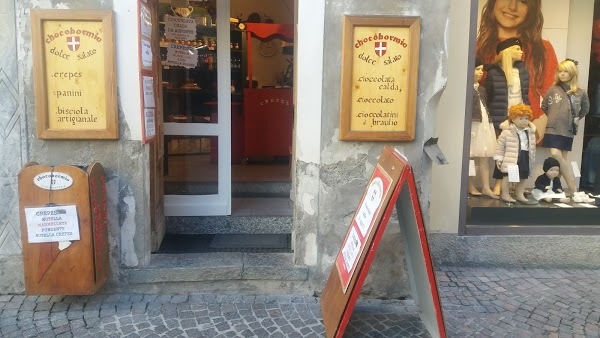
[554,203,573,208]
[141,38,153,68]
[354,177,384,237]
[144,108,156,138]
[507,164,520,183]
[341,227,361,273]
[166,43,198,68]
[571,161,581,178]
[469,160,476,177]
[140,4,152,38]
[25,205,80,243]
[142,76,155,108]
[164,15,197,41]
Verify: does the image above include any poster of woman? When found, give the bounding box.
[475,0,570,143]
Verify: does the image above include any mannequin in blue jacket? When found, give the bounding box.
[485,38,534,196]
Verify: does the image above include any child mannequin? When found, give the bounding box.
[531,157,570,203]
[485,38,535,196]
[494,103,537,204]
[541,59,590,195]
[468,59,499,199]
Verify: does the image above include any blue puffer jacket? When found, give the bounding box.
[485,61,530,129]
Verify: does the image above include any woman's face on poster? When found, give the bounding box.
[493,0,529,31]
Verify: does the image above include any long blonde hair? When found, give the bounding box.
[554,60,579,94]
[493,46,520,87]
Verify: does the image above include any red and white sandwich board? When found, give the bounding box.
[320,146,446,338]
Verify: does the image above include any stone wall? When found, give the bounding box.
[293,0,451,298]
[0,0,151,293]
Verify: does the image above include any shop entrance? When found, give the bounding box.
[155,0,296,253]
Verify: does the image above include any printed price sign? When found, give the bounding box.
[335,164,392,292]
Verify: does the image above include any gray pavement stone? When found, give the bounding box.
[1,266,599,337]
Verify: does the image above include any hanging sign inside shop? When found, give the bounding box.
[30,9,117,139]
[33,171,74,190]
[339,16,420,141]
[25,205,80,243]
[166,42,199,68]
[164,15,197,41]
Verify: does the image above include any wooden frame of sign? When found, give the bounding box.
[339,16,420,141]
[320,146,446,338]
[31,9,118,139]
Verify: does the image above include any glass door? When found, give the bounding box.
[161,0,231,216]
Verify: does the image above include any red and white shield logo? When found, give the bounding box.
[66,36,80,52]
[374,41,387,57]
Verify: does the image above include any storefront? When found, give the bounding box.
[0,0,599,297]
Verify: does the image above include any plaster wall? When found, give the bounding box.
[0,0,151,293]
[292,0,451,298]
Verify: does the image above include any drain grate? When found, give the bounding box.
[157,234,291,254]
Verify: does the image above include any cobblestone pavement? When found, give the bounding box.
[0,266,599,337]
[437,267,600,337]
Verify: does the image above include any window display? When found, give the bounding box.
[465,0,599,229]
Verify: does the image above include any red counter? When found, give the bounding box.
[243,88,293,158]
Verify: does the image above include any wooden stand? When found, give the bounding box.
[320,147,446,338]
[18,162,109,295]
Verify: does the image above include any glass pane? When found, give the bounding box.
[159,2,218,124]
[163,135,218,195]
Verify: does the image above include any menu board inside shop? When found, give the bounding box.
[31,10,117,139]
[340,16,420,141]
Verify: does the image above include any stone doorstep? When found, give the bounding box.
[166,197,293,235]
[127,252,308,284]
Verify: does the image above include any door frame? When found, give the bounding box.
[163,0,232,216]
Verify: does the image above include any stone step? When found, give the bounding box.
[165,181,292,197]
[128,252,308,284]
[166,197,293,234]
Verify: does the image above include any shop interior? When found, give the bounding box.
[157,0,295,253]
[465,0,600,230]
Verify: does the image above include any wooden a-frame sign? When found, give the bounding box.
[320,146,446,338]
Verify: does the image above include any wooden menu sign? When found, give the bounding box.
[339,16,420,141]
[18,162,109,295]
[31,9,117,139]
[320,146,446,338]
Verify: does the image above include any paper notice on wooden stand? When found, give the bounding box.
[25,205,80,243]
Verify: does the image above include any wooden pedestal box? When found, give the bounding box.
[18,162,109,295]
